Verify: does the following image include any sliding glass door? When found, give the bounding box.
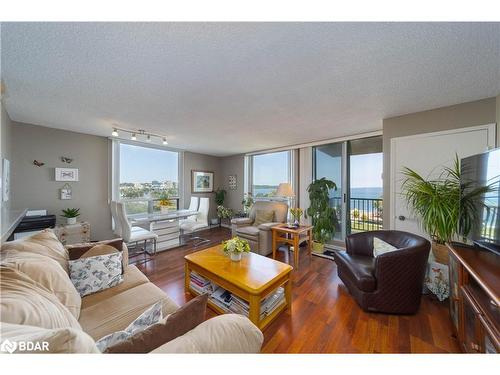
[313,136,382,247]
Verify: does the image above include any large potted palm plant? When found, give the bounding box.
[401,155,492,264]
[306,178,339,253]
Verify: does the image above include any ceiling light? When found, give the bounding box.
[146,135,151,142]
[162,137,168,145]
[111,128,119,137]
[131,133,137,141]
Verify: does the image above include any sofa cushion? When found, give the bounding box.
[0,266,81,330]
[68,252,124,297]
[335,252,376,292]
[104,294,208,353]
[0,322,99,353]
[236,226,260,237]
[78,282,179,340]
[1,229,69,273]
[1,250,81,319]
[95,301,163,352]
[253,210,275,227]
[152,314,264,353]
[80,265,149,309]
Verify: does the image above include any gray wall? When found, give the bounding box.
[182,151,222,222]
[10,122,113,240]
[1,105,14,209]
[382,97,498,228]
[219,154,245,212]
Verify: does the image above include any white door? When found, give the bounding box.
[390,124,496,237]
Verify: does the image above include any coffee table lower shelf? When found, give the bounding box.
[185,263,291,330]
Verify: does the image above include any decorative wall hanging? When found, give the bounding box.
[60,183,72,200]
[228,175,237,190]
[191,170,214,193]
[33,160,45,167]
[61,157,73,164]
[55,168,79,182]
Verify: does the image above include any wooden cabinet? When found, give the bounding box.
[447,243,500,353]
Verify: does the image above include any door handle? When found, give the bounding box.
[398,215,406,221]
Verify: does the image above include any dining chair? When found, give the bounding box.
[110,200,142,237]
[180,197,210,247]
[180,196,199,225]
[116,202,158,264]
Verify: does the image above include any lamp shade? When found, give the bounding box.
[276,183,295,197]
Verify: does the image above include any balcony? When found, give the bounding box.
[331,197,383,233]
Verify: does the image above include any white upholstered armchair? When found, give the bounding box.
[231,201,288,256]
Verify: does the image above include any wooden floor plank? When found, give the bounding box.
[137,227,460,353]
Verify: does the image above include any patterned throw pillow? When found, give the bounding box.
[95,301,163,352]
[373,237,399,257]
[68,252,123,297]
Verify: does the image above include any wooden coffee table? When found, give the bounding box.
[271,224,313,270]
[184,245,292,330]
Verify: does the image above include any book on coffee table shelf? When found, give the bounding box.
[189,271,286,320]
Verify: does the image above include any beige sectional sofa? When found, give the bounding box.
[0,230,263,353]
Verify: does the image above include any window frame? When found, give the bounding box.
[111,139,183,217]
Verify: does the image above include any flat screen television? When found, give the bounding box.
[460,148,500,255]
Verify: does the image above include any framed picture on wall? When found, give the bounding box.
[55,168,79,182]
[191,170,214,193]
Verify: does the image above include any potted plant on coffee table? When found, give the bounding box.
[401,155,493,264]
[222,236,250,261]
[61,208,80,225]
[306,178,339,253]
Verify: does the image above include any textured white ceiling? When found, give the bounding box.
[1,22,499,156]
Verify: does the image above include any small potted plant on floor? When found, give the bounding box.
[222,236,250,261]
[306,178,338,253]
[217,205,233,227]
[61,208,80,225]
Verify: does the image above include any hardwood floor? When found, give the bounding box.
[136,227,460,353]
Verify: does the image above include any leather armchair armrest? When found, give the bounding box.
[231,218,253,226]
[257,222,282,231]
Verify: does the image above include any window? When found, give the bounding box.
[117,142,180,215]
[251,151,291,198]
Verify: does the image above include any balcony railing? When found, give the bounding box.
[122,197,180,217]
[331,197,383,233]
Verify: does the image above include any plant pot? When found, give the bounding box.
[66,217,77,225]
[432,242,449,265]
[312,241,325,254]
[230,252,242,262]
[160,206,170,214]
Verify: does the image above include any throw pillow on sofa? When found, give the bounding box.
[0,266,81,330]
[66,238,127,270]
[373,237,398,257]
[0,250,81,319]
[0,322,99,353]
[95,301,163,352]
[253,210,275,227]
[68,252,124,297]
[1,229,69,273]
[104,294,208,353]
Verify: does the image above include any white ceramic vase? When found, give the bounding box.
[230,252,242,262]
[67,217,77,225]
[160,206,169,214]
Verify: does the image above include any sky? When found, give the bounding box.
[120,143,178,183]
[252,151,288,185]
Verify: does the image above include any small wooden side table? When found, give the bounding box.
[271,224,313,270]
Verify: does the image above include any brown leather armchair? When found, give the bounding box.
[334,230,430,314]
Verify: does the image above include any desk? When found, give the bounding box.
[132,210,198,251]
